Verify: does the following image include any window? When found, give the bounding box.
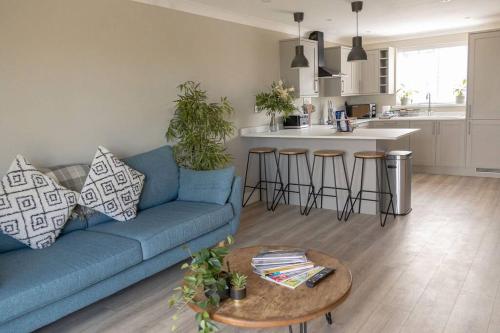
[396,45,467,105]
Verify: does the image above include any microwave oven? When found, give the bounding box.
[346,104,377,119]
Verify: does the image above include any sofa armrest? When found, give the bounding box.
[227,176,242,234]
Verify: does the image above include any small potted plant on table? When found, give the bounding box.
[255,80,296,132]
[230,272,248,301]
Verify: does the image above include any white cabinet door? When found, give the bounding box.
[298,40,319,97]
[467,120,500,169]
[468,30,500,119]
[410,121,436,167]
[360,50,380,95]
[351,61,361,95]
[436,121,466,168]
[340,47,352,96]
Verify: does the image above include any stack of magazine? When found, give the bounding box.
[252,249,324,289]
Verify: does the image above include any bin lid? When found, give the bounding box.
[386,150,412,160]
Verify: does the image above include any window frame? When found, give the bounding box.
[395,41,468,108]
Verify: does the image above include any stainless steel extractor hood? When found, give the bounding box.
[308,31,345,78]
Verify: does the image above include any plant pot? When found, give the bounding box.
[269,113,279,132]
[400,97,409,106]
[455,95,465,105]
[230,287,246,301]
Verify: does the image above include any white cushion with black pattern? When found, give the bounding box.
[78,146,145,222]
[0,155,79,249]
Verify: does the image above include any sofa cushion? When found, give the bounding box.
[0,230,142,324]
[89,200,233,260]
[123,145,179,211]
[0,155,79,250]
[78,146,145,222]
[178,167,235,205]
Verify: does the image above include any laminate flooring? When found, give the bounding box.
[38,174,500,333]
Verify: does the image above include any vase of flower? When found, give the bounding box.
[269,113,279,132]
[256,80,296,132]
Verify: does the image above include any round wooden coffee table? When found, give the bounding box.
[188,246,352,332]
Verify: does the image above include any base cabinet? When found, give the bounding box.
[436,121,466,168]
[409,121,436,167]
[467,120,500,170]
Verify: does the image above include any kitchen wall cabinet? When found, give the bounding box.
[321,46,394,97]
[467,120,500,170]
[468,30,500,120]
[360,50,380,95]
[279,39,319,97]
[436,121,466,168]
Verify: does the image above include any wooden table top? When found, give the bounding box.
[188,245,352,328]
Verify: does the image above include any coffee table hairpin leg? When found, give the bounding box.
[288,322,308,333]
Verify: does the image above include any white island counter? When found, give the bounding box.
[240,125,420,215]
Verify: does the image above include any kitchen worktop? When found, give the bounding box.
[370,111,465,121]
[240,125,419,141]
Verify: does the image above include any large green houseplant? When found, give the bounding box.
[168,236,234,333]
[166,81,235,170]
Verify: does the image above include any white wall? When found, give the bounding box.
[0,0,290,174]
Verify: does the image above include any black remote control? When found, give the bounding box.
[306,267,335,288]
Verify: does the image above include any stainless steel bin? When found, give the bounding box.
[381,151,412,215]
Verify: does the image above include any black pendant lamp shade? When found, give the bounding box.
[348,1,367,62]
[291,12,309,68]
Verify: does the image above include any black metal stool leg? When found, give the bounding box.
[296,154,305,215]
[305,153,317,209]
[305,155,317,215]
[241,152,252,207]
[287,155,291,205]
[258,153,262,202]
[341,154,354,220]
[375,158,384,226]
[272,154,285,211]
[358,157,365,214]
[344,157,358,221]
[325,312,333,325]
[331,156,341,221]
[273,151,285,205]
[263,152,271,210]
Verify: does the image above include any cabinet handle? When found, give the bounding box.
[341,80,345,93]
[314,79,319,93]
[468,121,471,135]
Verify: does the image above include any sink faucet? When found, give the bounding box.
[426,93,432,116]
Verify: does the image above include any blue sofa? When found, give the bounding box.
[0,146,242,333]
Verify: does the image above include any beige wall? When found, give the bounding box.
[0,0,288,173]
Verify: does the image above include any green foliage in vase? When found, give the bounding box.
[168,236,234,333]
[230,272,247,290]
[166,81,235,171]
[255,80,296,117]
[454,79,467,97]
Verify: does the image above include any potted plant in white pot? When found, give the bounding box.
[255,80,296,132]
[397,84,417,106]
[454,79,467,105]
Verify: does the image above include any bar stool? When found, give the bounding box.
[344,151,396,226]
[242,147,283,210]
[305,150,353,220]
[271,148,314,215]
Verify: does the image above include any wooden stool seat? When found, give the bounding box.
[279,148,308,155]
[313,150,345,157]
[353,151,385,159]
[249,147,276,154]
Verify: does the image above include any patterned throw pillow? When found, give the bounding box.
[0,155,79,249]
[42,164,96,220]
[78,146,145,222]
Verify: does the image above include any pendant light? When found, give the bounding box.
[348,1,367,62]
[291,12,309,68]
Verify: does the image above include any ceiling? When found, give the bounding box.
[135,0,500,44]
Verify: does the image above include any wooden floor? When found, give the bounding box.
[39,173,500,333]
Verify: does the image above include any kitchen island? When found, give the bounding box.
[240,125,419,215]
